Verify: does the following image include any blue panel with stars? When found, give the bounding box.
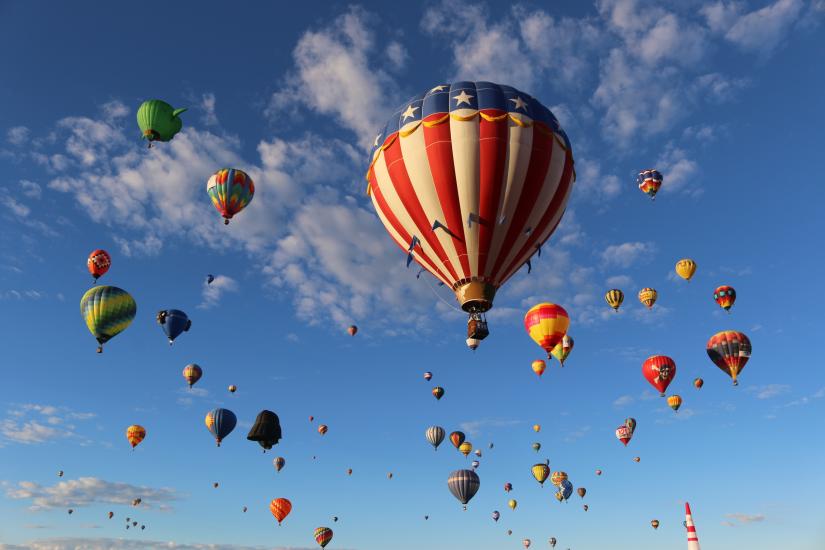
[422,85,451,118]
[449,81,479,112]
[475,81,506,111]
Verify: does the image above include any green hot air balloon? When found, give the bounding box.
[80,286,137,353]
[136,100,186,146]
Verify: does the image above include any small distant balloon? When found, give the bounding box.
[318,424,328,435]
[424,371,433,381]
[108,511,114,519]
[667,394,683,412]
[206,274,214,285]
[595,469,602,476]
[58,470,64,477]
[504,482,512,493]
[270,498,292,525]
[713,285,737,312]
[156,309,191,345]
[274,457,285,472]
[492,510,500,522]
[126,425,146,449]
[314,527,333,548]
[694,377,704,389]
[532,359,547,377]
[347,468,353,475]
[471,460,480,469]
[243,506,248,513]
[87,249,111,283]
[347,325,358,336]
[638,288,658,309]
[228,385,237,393]
[508,499,517,510]
[450,431,465,449]
[459,442,472,457]
[583,504,589,511]
[532,442,541,452]
[183,364,202,388]
[474,449,482,457]
[533,424,541,433]
[651,519,660,530]
[213,482,219,488]
[675,259,697,282]
[633,456,641,463]
[432,386,445,400]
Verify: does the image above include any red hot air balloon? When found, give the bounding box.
[366,82,576,349]
[87,249,111,282]
[642,355,676,396]
[707,330,751,385]
[616,425,632,446]
[347,325,358,336]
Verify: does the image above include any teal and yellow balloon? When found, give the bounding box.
[206,168,255,225]
[136,99,186,146]
[80,286,136,353]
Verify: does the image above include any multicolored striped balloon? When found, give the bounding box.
[638,288,658,309]
[713,285,737,312]
[314,527,333,548]
[551,334,574,366]
[80,286,137,353]
[531,462,550,486]
[707,330,751,386]
[206,168,255,225]
[637,169,663,200]
[524,303,569,357]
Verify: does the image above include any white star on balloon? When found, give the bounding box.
[453,90,474,106]
[401,104,419,121]
[429,85,447,94]
[509,97,528,111]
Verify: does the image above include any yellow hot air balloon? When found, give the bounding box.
[525,303,570,358]
[675,259,696,282]
[667,394,683,412]
[533,424,541,433]
[459,442,473,457]
[508,499,517,510]
[604,289,624,311]
[126,425,146,449]
[638,288,658,309]
[531,360,547,377]
[551,334,573,367]
[532,462,550,486]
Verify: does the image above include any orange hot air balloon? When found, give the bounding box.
[270,498,292,525]
[87,249,111,283]
[531,359,547,377]
[707,330,751,386]
[318,424,328,435]
[667,394,683,412]
[694,377,704,389]
[650,519,659,529]
[347,325,358,336]
[633,456,641,463]
[126,425,146,449]
[524,303,570,358]
[638,288,658,309]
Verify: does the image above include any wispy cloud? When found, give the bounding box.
[601,242,655,268]
[1,404,96,445]
[746,384,790,399]
[199,92,219,126]
[703,0,804,54]
[5,478,181,511]
[198,275,239,309]
[20,180,42,199]
[458,418,521,437]
[725,512,766,524]
[781,386,825,408]
[613,395,634,407]
[564,425,591,442]
[6,126,30,145]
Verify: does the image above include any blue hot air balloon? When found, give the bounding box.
[156,309,191,345]
[557,479,573,502]
[205,408,237,446]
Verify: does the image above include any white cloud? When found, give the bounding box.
[386,41,407,69]
[100,100,129,121]
[573,158,622,201]
[5,478,180,511]
[1,404,96,445]
[725,512,766,524]
[0,290,47,301]
[198,275,239,309]
[601,242,655,267]
[199,92,219,126]
[606,275,632,287]
[704,0,804,54]
[694,73,750,103]
[8,197,31,217]
[267,7,399,146]
[20,180,42,199]
[7,125,30,145]
[656,145,701,195]
[746,384,790,399]
[613,395,634,406]
[458,418,521,437]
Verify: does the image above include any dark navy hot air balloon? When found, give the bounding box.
[205,408,237,447]
[157,309,191,345]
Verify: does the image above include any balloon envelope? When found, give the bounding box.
[205,408,237,446]
[447,469,480,510]
[80,286,136,352]
[707,330,751,385]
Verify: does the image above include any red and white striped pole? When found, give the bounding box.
[686,502,701,550]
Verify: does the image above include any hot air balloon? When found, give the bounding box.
[80,286,136,353]
[432,387,445,400]
[425,426,446,450]
[638,288,658,309]
[270,498,292,525]
[309,416,314,422]
[132,521,137,526]
[707,330,751,385]
[318,424,328,435]
[205,408,237,446]
[532,359,547,377]
[58,470,63,477]
[616,425,632,446]
[247,410,282,451]
[577,487,586,498]
[87,250,111,283]
[182,364,202,388]
[532,442,541,452]
[136,99,186,146]
[108,511,114,519]
[713,285,736,312]
[332,516,338,522]
[126,425,146,449]
[533,424,541,433]
[472,460,480,469]
[459,441,473,457]
[694,377,704,389]
[141,525,145,530]
[549,537,557,548]
[523,539,532,549]
[347,468,353,476]
[206,168,255,225]
[447,469,480,510]
[132,498,141,506]
[68,509,73,514]
[551,334,573,367]
[583,504,589,511]
[347,325,358,336]
[156,309,190,345]
[366,82,576,348]
[424,371,433,381]
[508,499,517,510]
[557,479,573,501]
[633,456,641,462]
[424,515,429,520]
[532,461,550,486]
[213,482,219,488]
[474,449,482,457]
[604,289,624,311]
[667,395,683,412]
[507,530,513,536]
[492,510,500,522]
[637,169,662,200]
[243,506,248,513]
[642,355,676,396]
[314,527,333,548]
[550,471,568,488]
[228,385,237,393]
[651,519,660,529]
[595,469,602,476]
[625,417,637,433]
[274,457,285,472]
[675,259,696,281]
[525,303,570,358]
[450,431,465,449]
[207,274,215,285]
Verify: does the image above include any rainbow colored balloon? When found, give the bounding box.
[206,168,255,225]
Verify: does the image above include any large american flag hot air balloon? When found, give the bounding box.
[366,82,575,348]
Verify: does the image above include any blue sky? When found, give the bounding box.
[1,1,824,549]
